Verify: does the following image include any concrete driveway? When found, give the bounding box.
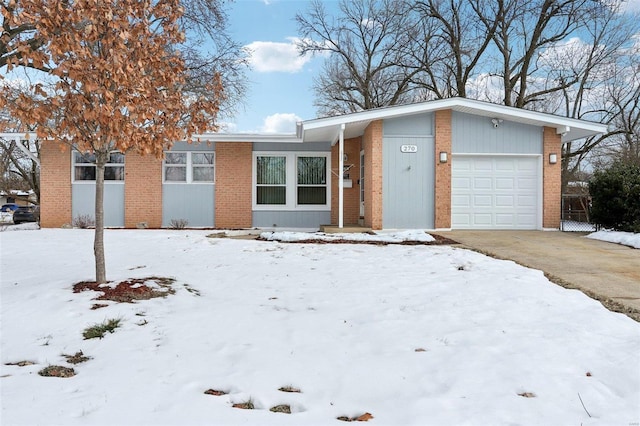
[438,230,640,321]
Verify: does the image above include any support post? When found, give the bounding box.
[338,123,345,228]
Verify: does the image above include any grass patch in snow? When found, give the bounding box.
[204,389,228,396]
[38,365,76,378]
[337,412,374,422]
[4,360,35,367]
[82,318,121,340]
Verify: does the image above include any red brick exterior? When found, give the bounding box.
[124,152,163,228]
[40,141,72,227]
[363,121,383,229]
[543,127,562,229]
[434,110,452,229]
[331,137,362,225]
[215,142,252,228]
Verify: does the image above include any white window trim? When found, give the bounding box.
[71,150,125,184]
[252,151,331,211]
[162,151,216,184]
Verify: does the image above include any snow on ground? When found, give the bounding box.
[1,229,639,426]
[587,230,640,249]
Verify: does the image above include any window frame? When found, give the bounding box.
[162,151,216,184]
[252,151,331,211]
[71,150,125,183]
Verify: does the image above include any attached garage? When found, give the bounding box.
[451,155,540,229]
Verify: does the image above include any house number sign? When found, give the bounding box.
[400,144,418,153]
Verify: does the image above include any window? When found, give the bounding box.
[256,156,286,205]
[297,156,327,205]
[163,152,215,183]
[73,151,124,181]
[253,152,330,210]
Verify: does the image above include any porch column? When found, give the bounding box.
[338,123,345,228]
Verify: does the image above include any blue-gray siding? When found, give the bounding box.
[382,135,435,229]
[162,184,215,227]
[452,111,542,154]
[72,184,124,227]
[253,142,331,152]
[383,113,434,136]
[252,210,330,229]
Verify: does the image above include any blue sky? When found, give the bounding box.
[224,0,332,134]
[222,0,640,135]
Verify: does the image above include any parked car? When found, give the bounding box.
[12,205,39,224]
[0,203,20,224]
[1,203,20,213]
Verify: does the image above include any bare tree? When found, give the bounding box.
[410,0,499,99]
[296,0,419,116]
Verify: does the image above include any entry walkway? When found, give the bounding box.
[439,230,640,321]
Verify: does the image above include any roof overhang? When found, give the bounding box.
[191,133,302,143]
[299,97,608,145]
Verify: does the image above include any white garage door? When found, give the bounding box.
[451,156,540,229]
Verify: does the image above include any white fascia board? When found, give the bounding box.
[301,97,608,142]
[0,132,41,165]
[191,133,303,143]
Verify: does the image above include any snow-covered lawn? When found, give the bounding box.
[1,228,639,425]
[587,230,640,249]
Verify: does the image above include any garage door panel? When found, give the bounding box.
[496,178,514,190]
[473,159,493,171]
[473,214,493,226]
[452,177,471,189]
[452,156,539,229]
[473,195,492,206]
[452,194,471,207]
[474,177,492,190]
[495,195,515,207]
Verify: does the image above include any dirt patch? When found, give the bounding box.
[204,389,228,396]
[270,404,291,414]
[5,360,35,367]
[38,365,75,378]
[73,276,176,303]
[63,351,91,364]
[337,412,374,422]
[232,400,255,409]
[278,385,301,393]
[257,233,457,246]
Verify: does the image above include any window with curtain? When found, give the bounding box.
[256,156,286,204]
[297,156,327,205]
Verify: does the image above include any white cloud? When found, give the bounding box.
[245,38,311,73]
[260,113,301,134]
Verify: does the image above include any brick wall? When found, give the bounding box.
[40,141,72,227]
[434,109,452,229]
[363,120,383,229]
[215,142,252,228]
[543,127,562,229]
[331,137,362,225]
[124,152,163,228]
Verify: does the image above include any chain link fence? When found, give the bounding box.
[560,194,599,232]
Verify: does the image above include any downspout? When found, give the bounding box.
[338,123,345,229]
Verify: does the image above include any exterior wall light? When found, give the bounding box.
[439,151,448,163]
[549,153,558,164]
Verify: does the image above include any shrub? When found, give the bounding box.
[73,214,95,228]
[169,218,188,229]
[589,162,640,232]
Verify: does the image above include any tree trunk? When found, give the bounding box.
[94,152,107,284]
